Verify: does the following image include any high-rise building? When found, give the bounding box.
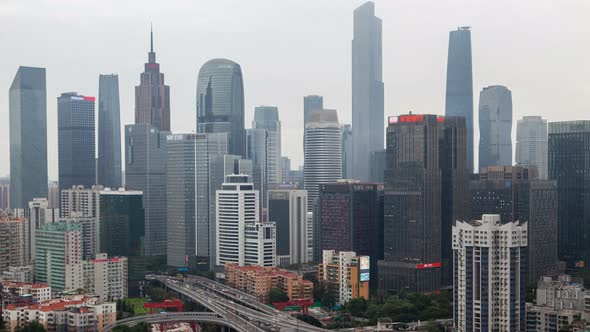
[0,210,27,273]
[216,175,276,267]
[267,190,308,266]
[304,109,342,211]
[246,128,268,209]
[97,74,122,188]
[135,28,170,131]
[478,85,513,169]
[341,125,353,179]
[82,253,128,301]
[0,184,9,210]
[98,188,144,295]
[27,198,59,263]
[281,157,291,184]
[445,27,474,172]
[57,92,96,194]
[379,114,469,293]
[60,185,101,218]
[303,95,323,128]
[253,106,281,186]
[453,215,527,332]
[166,134,197,268]
[549,121,590,267]
[196,58,245,156]
[470,166,559,282]
[315,181,384,288]
[318,250,370,305]
[9,66,48,209]
[516,116,548,179]
[47,182,59,208]
[369,149,386,183]
[352,1,384,182]
[35,222,84,292]
[125,123,168,257]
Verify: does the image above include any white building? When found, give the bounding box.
[319,250,369,305]
[453,214,527,332]
[82,253,128,301]
[60,185,103,218]
[2,265,34,283]
[216,174,276,267]
[27,198,59,263]
[516,116,548,179]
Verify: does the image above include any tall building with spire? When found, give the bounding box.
[135,27,170,132]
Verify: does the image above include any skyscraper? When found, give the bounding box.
[516,116,548,179]
[341,125,353,179]
[549,121,590,267]
[246,128,268,209]
[304,109,342,211]
[196,58,245,156]
[268,189,308,266]
[369,150,386,183]
[445,27,474,172]
[253,106,281,186]
[125,124,168,257]
[352,1,384,181]
[166,134,197,268]
[0,210,27,273]
[135,28,170,131]
[303,95,323,127]
[453,215,527,332]
[58,92,96,194]
[478,85,513,169]
[9,66,48,209]
[98,74,122,188]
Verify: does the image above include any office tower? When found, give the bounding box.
[316,180,384,288]
[549,121,590,267]
[216,175,276,267]
[304,109,342,211]
[27,198,59,263]
[341,125,353,179]
[281,157,291,184]
[60,185,101,218]
[9,66,48,209]
[445,27,474,172]
[99,188,145,295]
[369,149,386,183]
[47,182,59,208]
[194,133,229,267]
[318,250,370,305]
[0,184,9,210]
[253,106,281,186]
[166,134,197,268]
[98,74,122,188]
[57,92,96,194]
[0,210,27,273]
[82,253,128,301]
[453,215,527,332]
[196,58,245,156]
[352,1,384,181]
[35,222,84,292]
[267,190,308,266]
[478,85,513,169]
[135,28,170,131]
[125,124,168,257]
[470,166,559,282]
[307,212,314,261]
[379,114,469,293]
[303,95,323,127]
[516,116,548,179]
[246,128,268,208]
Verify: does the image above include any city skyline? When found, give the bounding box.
[1,0,588,179]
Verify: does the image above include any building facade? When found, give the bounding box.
[97,74,122,188]
[9,66,48,209]
[267,190,308,266]
[453,215,527,332]
[341,124,353,179]
[303,95,323,129]
[0,210,28,273]
[478,85,513,169]
[26,198,58,263]
[82,253,128,301]
[516,116,548,179]
[253,106,282,186]
[369,149,386,183]
[318,250,370,305]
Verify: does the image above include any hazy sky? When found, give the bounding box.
[1,0,589,180]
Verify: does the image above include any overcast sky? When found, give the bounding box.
[1,0,589,180]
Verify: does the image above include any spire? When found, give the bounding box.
[148,23,156,64]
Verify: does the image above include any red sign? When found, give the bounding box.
[416,262,441,269]
[83,96,96,102]
[436,116,445,123]
[399,115,424,123]
[92,257,120,263]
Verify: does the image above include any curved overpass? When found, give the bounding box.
[103,312,257,332]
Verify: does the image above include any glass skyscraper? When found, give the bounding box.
[352,1,384,181]
[516,116,548,179]
[478,85,513,169]
[196,58,245,157]
[9,66,48,209]
[57,92,96,194]
[445,27,474,172]
[303,95,323,128]
[253,106,281,186]
[98,74,122,188]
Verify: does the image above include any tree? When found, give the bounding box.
[303,272,318,285]
[269,288,289,303]
[15,322,46,332]
[147,287,170,302]
[346,297,368,317]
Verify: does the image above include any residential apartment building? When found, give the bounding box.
[317,250,369,305]
[82,253,128,301]
[0,210,28,273]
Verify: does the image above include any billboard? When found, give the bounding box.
[360,256,370,270]
[360,272,370,282]
[416,262,442,269]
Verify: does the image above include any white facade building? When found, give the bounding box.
[453,214,527,332]
[82,253,128,301]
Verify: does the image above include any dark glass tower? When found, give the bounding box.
[135,28,170,131]
[478,85,513,169]
[352,1,384,181]
[196,58,245,157]
[549,121,590,267]
[98,74,122,188]
[57,92,96,194]
[445,27,474,172]
[9,66,48,209]
[125,124,168,257]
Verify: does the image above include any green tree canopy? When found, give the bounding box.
[16,322,46,332]
[269,288,290,303]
